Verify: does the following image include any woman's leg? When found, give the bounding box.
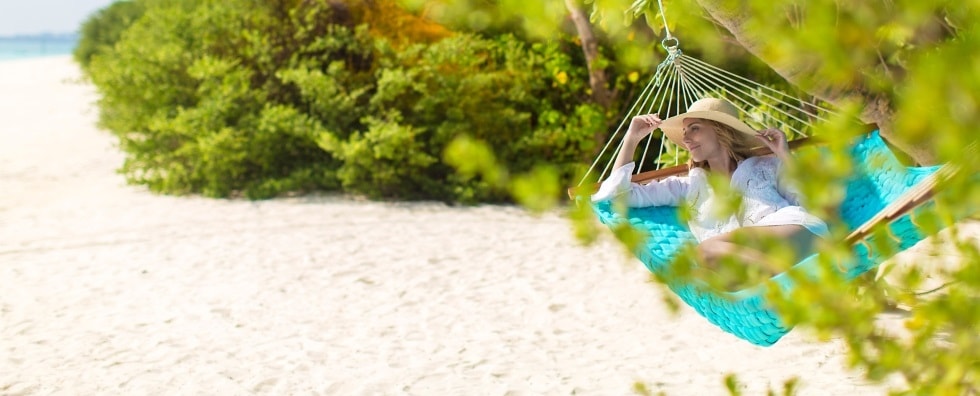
[696,224,819,274]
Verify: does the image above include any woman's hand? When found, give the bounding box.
[756,128,789,160]
[613,114,663,171]
[626,114,662,142]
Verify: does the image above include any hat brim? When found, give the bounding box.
[660,110,760,149]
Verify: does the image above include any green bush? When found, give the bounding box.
[86,0,607,201]
[88,0,343,198]
[74,0,146,72]
[327,35,606,201]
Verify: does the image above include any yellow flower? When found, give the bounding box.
[556,71,568,85]
[628,71,639,83]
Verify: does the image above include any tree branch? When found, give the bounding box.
[564,0,613,109]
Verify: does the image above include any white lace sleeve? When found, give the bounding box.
[591,162,689,207]
[775,158,803,206]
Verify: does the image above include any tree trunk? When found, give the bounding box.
[564,0,613,109]
[691,0,939,165]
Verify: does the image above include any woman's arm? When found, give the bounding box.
[756,129,804,205]
[756,128,801,206]
[755,128,790,162]
[613,114,663,171]
[593,113,689,206]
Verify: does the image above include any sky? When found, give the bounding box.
[0,0,117,36]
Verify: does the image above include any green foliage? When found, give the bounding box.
[341,33,606,201]
[404,0,664,99]
[74,0,146,72]
[432,0,980,394]
[86,0,608,201]
[88,0,345,198]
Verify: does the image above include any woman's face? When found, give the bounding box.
[682,118,722,162]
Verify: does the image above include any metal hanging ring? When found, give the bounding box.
[661,37,680,50]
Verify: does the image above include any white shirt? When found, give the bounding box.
[591,156,828,242]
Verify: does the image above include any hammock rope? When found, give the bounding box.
[654,0,676,44]
[579,50,839,187]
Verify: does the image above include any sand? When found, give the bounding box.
[2,56,968,395]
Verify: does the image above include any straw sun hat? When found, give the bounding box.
[659,97,760,148]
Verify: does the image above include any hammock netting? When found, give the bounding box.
[579,41,972,346]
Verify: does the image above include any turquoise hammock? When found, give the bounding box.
[576,23,966,345]
[589,130,944,346]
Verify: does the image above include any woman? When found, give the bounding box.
[592,97,828,275]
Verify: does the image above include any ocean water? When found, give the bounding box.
[0,35,78,61]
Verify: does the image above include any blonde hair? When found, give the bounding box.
[689,119,757,171]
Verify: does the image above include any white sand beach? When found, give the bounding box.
[1,56,971,395]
